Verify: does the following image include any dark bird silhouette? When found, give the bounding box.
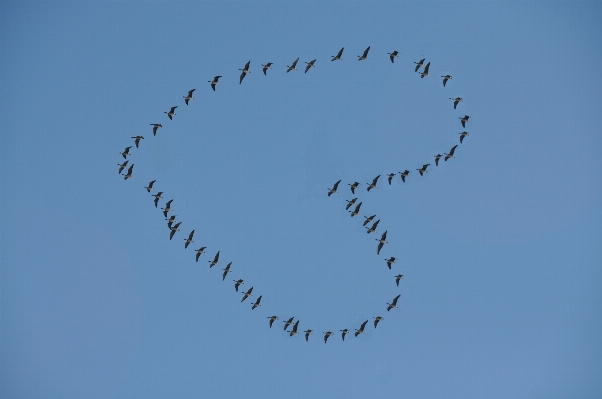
[434,154,442,166]
[252,295,262,310]
[388,50,399,63]
[267,316,278,328]
[195,247,206,262]
[355,320,368,337]
[183,89,195,104]
[123,164,134,180]
[340,329,349,341]
[414,58,425,72]
[444,145,458,161]
[241,286,253,302]
[374,316,384,328]
[385,257,396,269]
[208,251,220,268]
[366,219,380,234]
[367,175,380,191]
[387,295,401,311]
[348,182,360,194]
[222,262,232,281]
[377,231,388,255]
[117,160,128,174]
[450,97,463,109]
[420,62,431,78]
[349,202,362,217]
[239,61,251,84]
[387,173,395,185]
[323,331,334,343]
[208,76,222,91]
[363,214,376,227]
[304,59,316,73]
[399,170,410,182]
[152,192,163,208]
[169,222,181,240]
[328,180,341,197]
[184,230,195,248]
[286,58,299,73]
[288,320,299,336]
[460,115,470,128]
[417,164,430,176]
[283,317,295,331]
[459,131,470,144]
[304,329,313,341]
[161,199,173,217]
[345,198,358,210]
[132,136,144,148]
[441,75,452,87]
[262,62,273,75]
[144,180,156,192]
[358,46,370,61]
[165,214,177,230]
[150,123,162,136]
[395,274,404,286]
[164,106,177,120]
[120,146,132,159]
[331,47,344,61]
[233,279,244,292]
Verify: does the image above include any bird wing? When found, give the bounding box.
[373,175,380,184]
[305,63,310,73]
[363,46,370,57]
[382,230,388,240]
[170,229,176,240]
[377,242,384,254]
[244,61,250,69]
[239,71,245,84]
[424,62,430,73]
[354,202,362,213]
[360,320,368,330]
[333,180,341,190]
[188,230,195,240]
[337,48,344,57]
[393,294,401,305]
[450,145,458,155]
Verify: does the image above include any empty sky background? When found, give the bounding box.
[1,2,601,398]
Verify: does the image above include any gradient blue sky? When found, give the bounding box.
[2,2,601,398]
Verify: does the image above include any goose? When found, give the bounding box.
[233,279,244,292]
[348,182,360,194]
[345,198,358,210]
[208,76,222,91]
[222,262,232,280]
[327,180,341,197]
[450,97,463,109]
[377,230,388,255]
[288,320,299,336]
[331,47,344,61]
[152,191,163,208]
[340,329,349,341]
[349,202,362,217]
[165,215,177,230]
[363,214,376,227]
[358,46,370,61]
[262,62,273,75]
[399,170,410,182]
[366,219,380,234]
[252,295,262,310]
[395,274,404,286]
[367,175,380,191]
[441,75,452,87]
[304,59,316,73]
[183,89,195,105]
[459,131,470,144]
[304,329,313,341]
[161,199,173,217]
[120,146,132,159]
[373,316,384,328]
[460,115,470,128]
[385,257,396,269]
[286,58,299,73]
[420,62,431,78]
[184,230,195,248]
[417,164,430,176]
[208,251,220,268]
[241,286,253,302]
[444,145,458,161]
[387,173,396,185]
[117,160,128,174]
[387,295,401,311]
[169,222,181,240]
[355,320,368,337]
[414,58,425,72]
[388,50,399,63]
[164,106,177,120]
[283,317,295,331]
[195,246,207,262]
[239,61,251,84]
[150,123,162,136]
[123,164,134,180]
[267,316,278,328]
[144,180,156,192]
[131,136,144,148]
[434,154,442,166]
[323,331,334,343]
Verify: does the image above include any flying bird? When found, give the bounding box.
[434,154,442,166]
[363,214,376,227]
[367,175,380,191]
[183,89,195,105]
[283,317,295,331]
[304,329,313,341]
[331,47,344,61]
[358,46,370,61]
[252,295,262,310]
[395,274,404,286]
[417,164,430,176]
[123,164,134,180]
[289,320,299,336]
[144,180,156,192]
[164,106,177,120]
[388,50,399,63]
[460,115,470,128]
[377,231,388,255]
[131,136,144,148]
[323,331,334,343]
[327,180,341,196]
[208,76,222,91]
[222,262,232,281]
[340,329,349,341]
[267,316,278,328]
[161,199,173,217]
[120,146,132,159]
[387,295,401,311]
[286,58,299,73]
[184,230,195,248]
[152,192,163,208]
[239,61,251,84]
[345,198,358,210]
[444,145,458,161]
[348,182,360,194]
[195,247,207,262]
[387,173,396,185]
[304,59,316,73]
[150,123,162,136]
[450,97,463,109]
[349,202,362,217]
[414,58,425,72]
[169,222,181,240]
[355,320,368,337]
[262,62,273,75]
[233,279,244,292]
[374,316,384,328]
[459,131,470,144]
[385,257,396,269]
[420,62,431,78]
[366,219,380,234]
[241,287,253,302]
[399,170,410,182]
[208,251,220,268]
[441,75,452,87]
[165,214,177,230]
[117,160,128,174]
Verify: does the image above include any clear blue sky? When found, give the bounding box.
[1,2,601,398]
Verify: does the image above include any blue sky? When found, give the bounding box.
[1,1,601,398]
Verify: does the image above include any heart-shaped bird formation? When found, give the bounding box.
[118,46,472,343]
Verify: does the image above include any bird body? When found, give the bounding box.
[377,230,388,254]
[363,214,376,227]
[283,317,295,331]
[161,199,173,217]
[400,170,410,182]
[304,59,316,73]
[417,164,430,176]
[144,180,156,192]
[348,182,359,194]
[169,222,181,240]
[450,97,463,109]
[387,295,401,311]
[304,329,313,341]
[331,47,344,61]
[341,329,349,341]
[385,257,396,269]
[222,262,232,280]
[358,46,370,61]
[262,62,273,75]
[414,58,425,72]
[367,175,380,191]
[444,145,458,161]
[241,286,253,302]
[420,62,431,78]
[459,131,470,144]
[366,219,380,234]
[183,89,195,104]
[208,251,220,268]
[150,123,162,136]
[123,164,134,180]
[374,316,384,328]
[395,274,404,286]
[441,75,452,87]
[184,230,195,248]
[152,192,163,208]
[234,279,244,292]
[239,61,251,84]
[349,202,362,217]
[267,316,278,328]
[289,320,299,336]
[164,106,177,120]
[252,295,262,309]
[195,247,207,262]
[387,173,395,185]
[345,198,358,210]
[460,115,470,128]
[118,161,128,174]
[323,331,334,343]
[120,146,132,159]
[132,136,144,148]
[286,58,299,73]
[388,50,399,63]
[328,180,341,196]
[208,76,222,91]
[355,320,368,337]
[434,154,442,166]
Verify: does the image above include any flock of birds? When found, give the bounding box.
[117,46,472,343]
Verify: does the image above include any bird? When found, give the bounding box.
[144,180,156,192]
[181,89,195,105]
[345,198,358,210]
[377,231,388,255]
[460,115,470,128]
[120,146,132,159]
[327,180,341,196]
[459,131,470,144]
[304,59,316,73]
[164,106,177,120]
[283,317,295,331]
[123,164,134,180]
[169,222,181,240]
[208,251,220,268]
[161,199,173,217]
[165,214,177,230]
[385,257,396,269]
[252,295,262,310]
[450,97,463,109]
[387,295,401,311]
[262,62,273,75]
[150,123,162,136]
[117,160,128,174]
[221,262,232,281]
[374,316,384,328]
[434,154,442,166]
[239,61,251,84]
[444,145,458,161]
[348,182,360,194]
[195,247,207,262]
[358,46,370,61]
[331,47,344,61]
[399,170,410,182]
[363,214,376,227]
[340,329,349,341]
[289,320,299,336]
[395,274,404,286]
[323,331,334,343]
[286,58,299,73]
[387,173,396,185]
[355,320,368,337]
[267,316,278,328]
[184,230,194,248]
[304,329,313,341]
[441,75,452,87]
[241,287,253,302]
[388,50,399,63]
[414,58,425,72]
[233,279,244,292]
[420,62,431,78]
[366,219,380,234]
[367,175,380,191]
[208,76,222,91]
[131,136,144,148]
[417,164,430,176]
[152,192,163,208]
[349,202,362,217]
